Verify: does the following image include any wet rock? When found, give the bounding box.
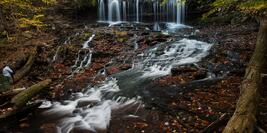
[226,50,240,62]
[171,65,206,80]
[41,123,57,133]
[155,45,166,56]
[171,65,198,76]
[155,36,167,42]
[120,64,132,70]
[107,66,120,75]
[141,32,149,36]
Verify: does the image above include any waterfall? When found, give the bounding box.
[98,0,106,21]
[82,34,95,49]
[176,0,185,24]
[123,1,127,21]
[52,46,62,62]
[108,0,121,22]
[136,0,139,22]
[98,0,185,24]
[153,1,161,31]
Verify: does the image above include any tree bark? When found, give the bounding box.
[11,79,52,109]
[13,52,36,83]
[223,18,267,133]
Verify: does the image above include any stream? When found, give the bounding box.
[37,0,214,132]
[39,27,213,133]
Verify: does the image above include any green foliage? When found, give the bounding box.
[239,0,267,16]
[204,0,267,18]
[41,0,57,5]
[18,14,46,29]
[0,0,55,36]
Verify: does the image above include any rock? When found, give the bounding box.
[171,65,198,76]
[107,67,120,75]
[171,65,207,80]
[141,32,149,36]
[41,123,57,133]
[155,45,166,56]
[120,64,132,70]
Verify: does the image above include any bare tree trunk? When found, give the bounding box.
[223,18,267,133]
[13,52,36,83]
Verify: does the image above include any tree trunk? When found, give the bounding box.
[11,79,52,109]
[223,18,267,133]
[13,52,36,83]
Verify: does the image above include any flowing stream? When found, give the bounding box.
[41,36,212,132]
[38,1,214,132]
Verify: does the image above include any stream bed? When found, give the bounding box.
[36,22,214,133]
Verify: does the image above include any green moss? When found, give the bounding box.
[79,33,92,41]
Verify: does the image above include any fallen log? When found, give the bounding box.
[0,88,26,98]
[13,52,36,83]
[11,79,52,109]
[0,102,42,123]
[0,88,26,106]
[223,18,267,133]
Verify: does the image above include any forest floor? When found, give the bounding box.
[0,7,266,133]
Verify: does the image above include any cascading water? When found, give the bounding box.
[70,34,95,77]
[123,1,127,21]
[108,0,121,22]
[35,1,210,133]
[153,1,161,31]
[98,0,106,21]
[176,0,185,24]
[82,34,95,49]
[52,46,62,62]
[99,0,186,24]
[136,0,139,22]
[42,78,141,133]
[41,37,213,132]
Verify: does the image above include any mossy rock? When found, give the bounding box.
[78,33,92,42]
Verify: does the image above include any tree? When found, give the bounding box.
[207,0,267,132]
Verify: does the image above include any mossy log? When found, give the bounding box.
[11,79,52,109]
[223,18,267,133]
[13,52,36,83]
[0,102,42,123]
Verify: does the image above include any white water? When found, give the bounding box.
[82,34,95,49]
[41,37,212,132]
[52,46,62,62]
[133,38,213,78]
[153,22,161,31]
[123,1,127,21]
[108,0,121,22]
[98,0,106,21]
[42,78,141,133]
[136,0,139,22]
[99,0,186,24]
[72,50,93,74]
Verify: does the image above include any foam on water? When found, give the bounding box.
[153,23,161,31]
[70,49,93,77]
[82,34,95,49]
[41,37,212,132]
[138,38,212,77]
[41,78,141,133]
[52,46,62,62]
